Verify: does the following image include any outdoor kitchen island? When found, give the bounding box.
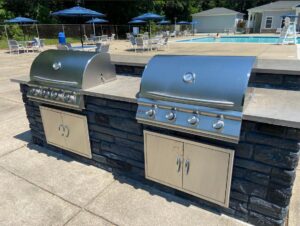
[13,57,300,226]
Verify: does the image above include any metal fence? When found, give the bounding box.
[0,23,191,48]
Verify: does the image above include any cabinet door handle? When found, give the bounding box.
[176,157,182,172]
[58,124,65,136]
[185,160,190,175]
[64,125,70,138]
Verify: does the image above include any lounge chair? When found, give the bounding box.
[136,37,149,52]
[8,40,26,54]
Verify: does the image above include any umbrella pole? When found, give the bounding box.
[4,25,8,42]
[35,24,39,38]
[79,24,83,48]
[101,25,103,35]
[93,23,95,36]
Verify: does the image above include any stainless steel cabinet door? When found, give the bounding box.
[40,106,66,148]
[62,112,92,158]
[144,132,183,189]
[182,143,234,207]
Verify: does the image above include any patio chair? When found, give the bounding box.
[57,43,73,50]
[136,37,149,52]
[157,37,169,50]
[84,35,94,45]
[99,43,110,53]
[26,37,41,52]
[109,34,115,41]
[129,36,137,52]
[276,28,282,34]
[170,31,176,37]
[126,33,131,40]
[101,35,108,42]
[8,40,26,54]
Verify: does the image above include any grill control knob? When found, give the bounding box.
[50,91,58,99]
[213,120,225,130]
[68,95,76,104]
[188,116,199,125]
[29,88,36,96]
[165,112,176,121]
[35,88,42,96]
[41,89,47,97]
[64,93,71,102]
[145,109,155,117]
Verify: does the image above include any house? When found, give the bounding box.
[247,1,300,33]
[192,7,244,33]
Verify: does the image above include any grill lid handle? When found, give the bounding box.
[147,91,234,108]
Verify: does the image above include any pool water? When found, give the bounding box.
[177,36,300,44]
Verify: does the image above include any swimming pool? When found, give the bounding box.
[177,36,300,44]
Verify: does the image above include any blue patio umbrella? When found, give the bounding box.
[51,6,105,47]
[133,12,164,36]
[128,19,147,24]
[86,18,108,35]
[5,16,39,40]
[158,20,171,25]
[177,21,190,25]
[5,17,37,23]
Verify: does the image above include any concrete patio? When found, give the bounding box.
[0,42,299,225]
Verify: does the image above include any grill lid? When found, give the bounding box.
[30,50,116,90]
[139,55,256,111]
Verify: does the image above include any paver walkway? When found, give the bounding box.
[0,46,298,225]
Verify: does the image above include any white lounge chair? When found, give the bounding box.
[170,31,176,37]
[8,40,26,54]
[135,37,149,52]
[276,28,282,34]
[109,34,115,41]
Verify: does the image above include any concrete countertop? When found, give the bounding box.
[110,54,300,75]
[11,75,300,130]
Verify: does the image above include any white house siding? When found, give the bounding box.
[193,14,237,33]
[260,10,295,32]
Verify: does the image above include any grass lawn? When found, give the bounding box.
[0,37,81,49]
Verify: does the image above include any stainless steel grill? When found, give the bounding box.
[136,55,256,143]
[27,50,116,109]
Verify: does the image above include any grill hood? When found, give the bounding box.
[30,50,116,90]
[139,55,256,112]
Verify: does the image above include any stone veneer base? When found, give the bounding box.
[20,84,300,226]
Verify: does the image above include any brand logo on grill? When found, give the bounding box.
[182,72,196,84]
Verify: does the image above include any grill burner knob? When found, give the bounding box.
[68,95,76,104]
[165,112,176,121]
[35,88,42,96]
[145,109,155,117]
[29,88,36,96]
[41,89,47,97]
[50,91,58,99]
[188,116,199,125]
[63,93,71,102]
[213,120,225,130]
